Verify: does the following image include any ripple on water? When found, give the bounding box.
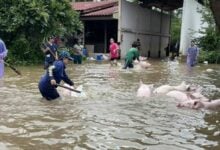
[0,61,220,149]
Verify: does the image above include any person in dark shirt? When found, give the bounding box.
[38,51,74,100]
[41,36,58,69]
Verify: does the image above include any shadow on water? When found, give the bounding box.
[0,59,220,149]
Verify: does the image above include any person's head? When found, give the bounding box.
[48,36,54,43]
[110,38,114,44]
[132,42,138,48]
[191,41,195,47]
[137,38,140,42]
[59,51,73,65]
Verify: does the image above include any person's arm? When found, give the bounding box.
[0,41,8,59]
[48,65,57,85]
[114,43,119,51]
[62,70,74,86]
[55,51,58,60]
[136,50,140,61]
[54,44,58,60]
[40,43,49,54]
[187,48,190,56]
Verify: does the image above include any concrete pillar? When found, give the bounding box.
[180,0,206,55]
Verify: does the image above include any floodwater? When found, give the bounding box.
[0,59,220,150]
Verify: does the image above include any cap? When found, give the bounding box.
[59,51,73,61]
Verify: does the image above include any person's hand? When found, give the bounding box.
[71,85,75,89]
[50,79,57,86]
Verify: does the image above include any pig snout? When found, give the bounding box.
[177,100,205,109]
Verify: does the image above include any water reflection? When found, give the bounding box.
[0,60,220,149]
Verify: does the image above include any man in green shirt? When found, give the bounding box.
[123,42,140,69]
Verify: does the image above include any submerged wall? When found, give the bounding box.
[118,0,171,58]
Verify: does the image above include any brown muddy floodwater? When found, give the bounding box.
[0,59,220,150]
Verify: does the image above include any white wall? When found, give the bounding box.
[119,0,171,58]
[180,0,206,55]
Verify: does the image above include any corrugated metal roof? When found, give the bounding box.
[72,0,117,11]
[82,5,118,16]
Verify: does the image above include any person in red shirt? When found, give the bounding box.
[109,38,119,66]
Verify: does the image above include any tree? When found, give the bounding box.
[209,0,220,31]
[196,1,220,63]
[0,0,83,64]
[170,9,182,43]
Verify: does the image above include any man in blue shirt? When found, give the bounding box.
[38,51,74,100]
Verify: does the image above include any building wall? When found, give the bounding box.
[180,0,206,55]
[119,0,171,58]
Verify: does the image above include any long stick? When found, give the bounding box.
[4,61,21,75]
[56,84,81,93]
[42,43,57,60]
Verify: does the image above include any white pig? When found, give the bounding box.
[166,90,191,101]
[153,85,175,94]
[173,81,190,91]
[177,99,220,110]
[137,81,153,98]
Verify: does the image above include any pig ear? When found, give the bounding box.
[186,85,191,91]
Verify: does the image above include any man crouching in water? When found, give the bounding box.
[123,42,139,69]
[38,51,74,100]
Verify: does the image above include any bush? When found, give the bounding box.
[7,35,44,65]
[198,50,220,64]
[0,0,82,65]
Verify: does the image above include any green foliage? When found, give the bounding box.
[196,4,220,63]
[198,50,220,64]
[198,28,220,52]
[0,0,83,65]
[171,9,182,43]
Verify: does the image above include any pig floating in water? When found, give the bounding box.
[133,60,151,70]
[206,69,214,72]
[190,91,209,102]
[153,85,174,94]
[154,81,191,94]
[139,61,151,69]
[173,81,190,91]
[137,81,153,98]
[139,56,147,61]
[166,90,190,101]
[167,90,209,102]
[177,99,220,110]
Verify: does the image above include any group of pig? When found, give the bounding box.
[137,81,220,110]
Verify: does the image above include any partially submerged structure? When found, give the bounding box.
[72,0,205,58]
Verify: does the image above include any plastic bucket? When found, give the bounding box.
[96,55,103,61]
